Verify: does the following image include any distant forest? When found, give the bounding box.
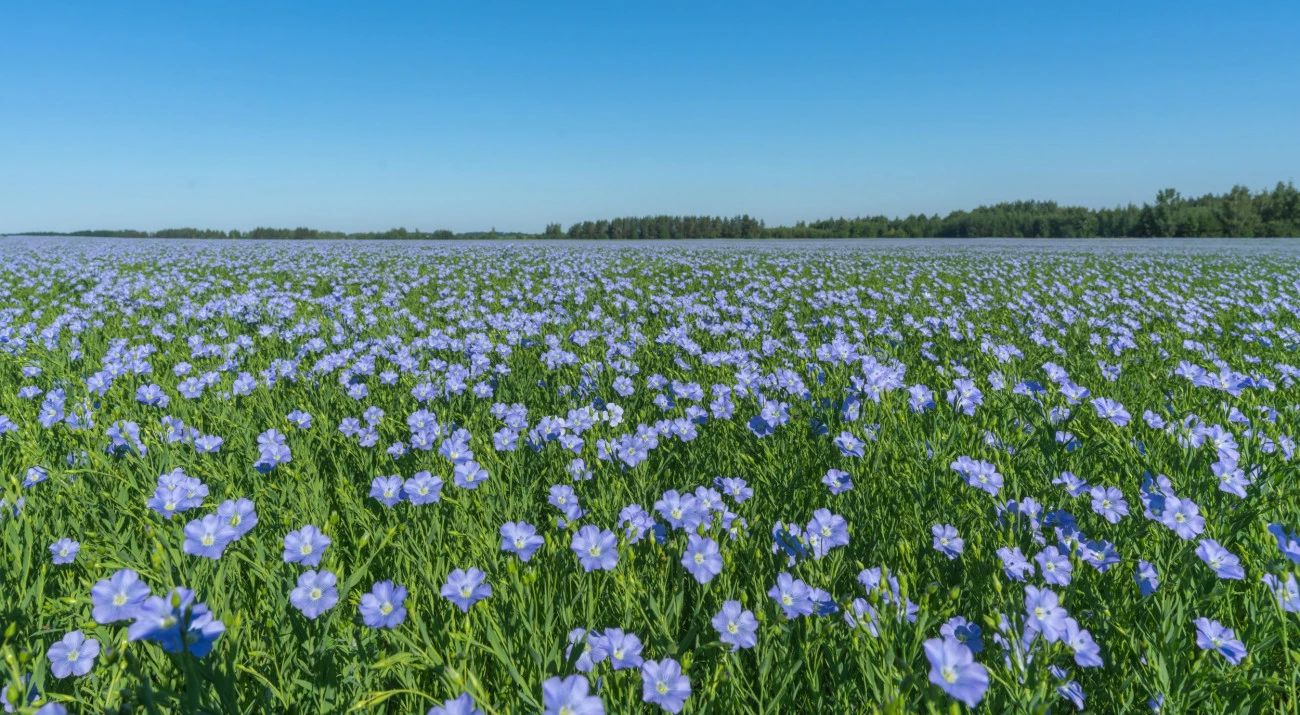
[12,182,1300,239]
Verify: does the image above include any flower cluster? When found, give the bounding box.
[3,239,1298,712]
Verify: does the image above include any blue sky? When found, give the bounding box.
[2,0,1298,233]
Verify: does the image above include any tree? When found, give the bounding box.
[1218,185,1259,237]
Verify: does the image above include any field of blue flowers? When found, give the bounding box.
[2,238,1299,714]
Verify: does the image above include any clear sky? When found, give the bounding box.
[2,0,1298,233]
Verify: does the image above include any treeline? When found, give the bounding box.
[12,182,1300,239]
[559,215,766,240]
[559,182,1300,239]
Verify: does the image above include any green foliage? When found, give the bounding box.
[564,215,766,239]
[11,182,1300,240]
[763,182,1300,239]
[0,245,1298,713]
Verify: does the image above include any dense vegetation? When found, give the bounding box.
[10,182,1300,241]
[564,182,1300,239]
[1,239,1299,713]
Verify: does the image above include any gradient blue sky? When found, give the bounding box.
[2,0,1298,233]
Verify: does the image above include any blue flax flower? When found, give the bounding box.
[768,573,814,619]
[147,486,184,520]
[404,471,443,505]
[1057,679,1086,710]
[1263,573,1300,613]
[49,538,79,565]
[681,534,722,584]
[452,461,489,489]
[821,469,853,494]
[571,526,619,572]
[566,628,608,672]
[283,525,330,566]
[712,600,758,651]
[1089,485,1128,524]
[1194,618,1247,665]
[1135,560,1160,596]
[1064,618,1103,667]
[602,628,644,670]
[940,616,984,653]
[806,509,849,559]
[1035,546,1073,586]
[46,631,99,678]
[92,568,151,623]
[290,570,339,619]
[923,637,989,708]
[997,546,1034,582]
[441,567,491,612]
[1268,523,1300,564]
[1091,397,1130,426]
[370,475,405,508]
[1159,497,1205,540]
[640,658,691,713]
[426,693,484,715]
[1024,586,1069,643]
[359,580,408,629]
[715,476,752,503]
[654,490,704,531]
[286,410,313,429]
[932,524,963,559]
[182,514,238,559]
[500,521,545,562]
[128,587,225,656]
[541,675,604,715]
[1195,539,1245,580]
[216,498,258,539]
